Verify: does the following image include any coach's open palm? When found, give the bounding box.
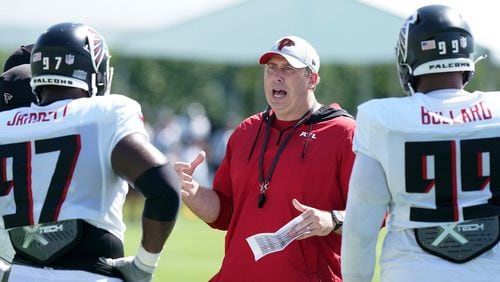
[173,150,206,200]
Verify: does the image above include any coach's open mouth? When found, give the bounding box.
[272,89,287,97]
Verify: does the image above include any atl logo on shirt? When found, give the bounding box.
[299,131,316,139]
[420,101,492,125]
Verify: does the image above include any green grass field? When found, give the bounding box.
[123,200,385,282]
[123,203,225,282]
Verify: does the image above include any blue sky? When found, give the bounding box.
[0,0,241,30]
[361,0,500,61]
[1,0,498,60]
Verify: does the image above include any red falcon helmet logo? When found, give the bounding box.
[277,38,295,51]
[3,93,13,104]
[87,27,109,72]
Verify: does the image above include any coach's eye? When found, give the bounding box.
[284,66,296,74]
[265,64,297,75]
[265,64,278,72]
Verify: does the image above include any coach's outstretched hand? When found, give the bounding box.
[101,256,154,282]
[174,150,206,199]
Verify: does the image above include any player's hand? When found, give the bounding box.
[173,151,206,200]
[100,256,154,282]
[292,199,335,239]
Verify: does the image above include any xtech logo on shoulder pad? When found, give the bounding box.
[415,216,500,263]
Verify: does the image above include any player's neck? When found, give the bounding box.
[416,72,464,94]
[39,87,89,105]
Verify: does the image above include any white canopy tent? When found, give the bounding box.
[115,0,492,107]
[119,0,406,65]
[0,0,490,65]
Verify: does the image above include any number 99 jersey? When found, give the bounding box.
[0,94,147,242]
[354,89,500,230]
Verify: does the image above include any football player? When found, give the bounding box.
[3,44,33,73]
[0,44,37,279]
[0,64,38,112]
[1,43,38,112]
[0,22,180,282]
[342,5,500,282]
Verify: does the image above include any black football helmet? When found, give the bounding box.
[3,44,33,72]
[30,22,112,96]
[0,64,38,112]
[396,5,475,94]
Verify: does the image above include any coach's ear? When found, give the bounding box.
[307,71,320,90]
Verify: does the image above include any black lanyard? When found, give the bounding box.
[257,106,317,208]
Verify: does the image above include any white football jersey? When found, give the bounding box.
[354,89,500,230]
[0,94,147,242]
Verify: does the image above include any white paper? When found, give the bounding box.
[246,214,310,261]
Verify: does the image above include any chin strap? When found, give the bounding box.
[475,54,488,63]
[407,82,416,96]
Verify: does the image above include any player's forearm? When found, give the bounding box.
[341,230,378,282]
[341,274,374,282]
[342,153,389,280]
[182,186,221,223]
[341,198,380,280]
[140,217,176,253]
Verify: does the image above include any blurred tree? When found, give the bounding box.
[2,49,499,130]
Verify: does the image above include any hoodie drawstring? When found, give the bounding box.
[301,123,314,160]
[247,105,272,163]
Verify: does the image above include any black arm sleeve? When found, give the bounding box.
[133,164,180,221]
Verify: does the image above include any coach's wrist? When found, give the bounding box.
[331,210,345,232]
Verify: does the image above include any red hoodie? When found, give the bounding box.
[208,104,356,282]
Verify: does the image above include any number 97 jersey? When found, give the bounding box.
[0,94,147,242]
[354,90,500,230]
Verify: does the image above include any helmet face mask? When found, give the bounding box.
[396,12,417,94]
[395,5,475,95]
[30,22,113,97]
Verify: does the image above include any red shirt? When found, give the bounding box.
[208,105,356,282]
